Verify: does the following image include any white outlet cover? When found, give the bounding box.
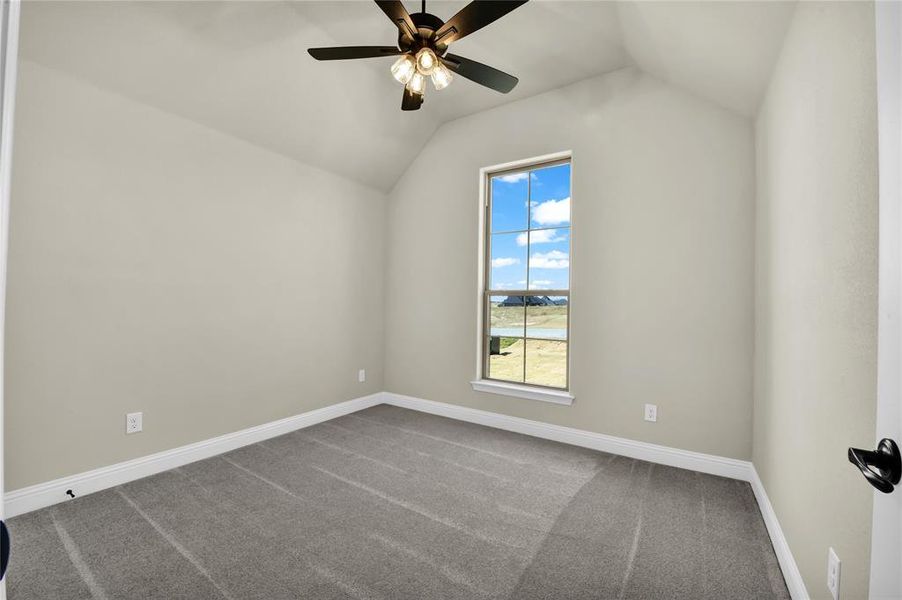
[126,412,143,434]
[827,547,841,600]
[358,369,366,383]
[644,404,657,422]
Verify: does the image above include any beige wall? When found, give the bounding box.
[5,60,385,490]
[753,2,879,599]
[384,68,757,460]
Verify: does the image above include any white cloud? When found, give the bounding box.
[497,172,540,184]
[516,229,567,246]
[530,250,569,269]
[491,257,520,268]
[497,172,528,183]
[531,197,570,226]
[531,279,553,285]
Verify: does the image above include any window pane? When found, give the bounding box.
[525,340,567,388]
[528,233,569,290]
[490,232,527,290]
[488,337,524,383]
[529,163,570,229]
[490,295,525,338]
[526,296,568,340]
[491,172,528,233]
[484,159,571,391]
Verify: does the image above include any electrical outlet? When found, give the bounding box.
[358,369,366,383]
[827,547,841,600]
[126,412,143,434]
[644,404,657,422]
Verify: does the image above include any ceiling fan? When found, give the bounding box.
[307,0,528,111]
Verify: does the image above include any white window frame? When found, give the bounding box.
[471,150,575,406]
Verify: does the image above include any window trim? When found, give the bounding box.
[473,151,574,405]
[470,379,574,405]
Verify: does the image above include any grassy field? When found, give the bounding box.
[488,337,567,388]
[490,304,568,331]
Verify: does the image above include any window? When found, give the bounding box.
[480,157,571,395]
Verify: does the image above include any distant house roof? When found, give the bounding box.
[498,296,556,307]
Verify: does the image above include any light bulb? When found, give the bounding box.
[391,54,416,85]
[407,72,426,95]
[431,63,453,90]
[415,47,437,75]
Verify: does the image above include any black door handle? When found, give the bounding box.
[0,520,9,581]
[848,438,902,494]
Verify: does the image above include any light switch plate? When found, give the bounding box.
[827,547,841,600]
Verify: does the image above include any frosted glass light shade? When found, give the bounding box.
[407,71,426,94]
[415,48,437,75]
[431,63,453,90]
[391,54,416,85]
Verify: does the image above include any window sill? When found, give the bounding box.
[470,380,574,406]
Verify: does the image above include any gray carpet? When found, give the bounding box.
[7,405,789,599]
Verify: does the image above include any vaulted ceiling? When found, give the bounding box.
[19,1,796,191]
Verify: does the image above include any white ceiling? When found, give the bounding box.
[617,1,795,117]
[19,1,796,192]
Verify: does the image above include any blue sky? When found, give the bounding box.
[490,163,570,291]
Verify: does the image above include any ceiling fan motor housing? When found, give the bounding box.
[399,12,451,55]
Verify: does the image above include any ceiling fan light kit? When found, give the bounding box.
[308,0,528,111]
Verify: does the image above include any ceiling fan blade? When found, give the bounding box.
[308,46,403,61]
[434,1,528,45]
[401,88,423,111]
[441,53,519,93]
[375,1,418,40]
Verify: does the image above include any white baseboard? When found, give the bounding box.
[750,466,810,600]
[383,392,753,480]
[4,393,383,518]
